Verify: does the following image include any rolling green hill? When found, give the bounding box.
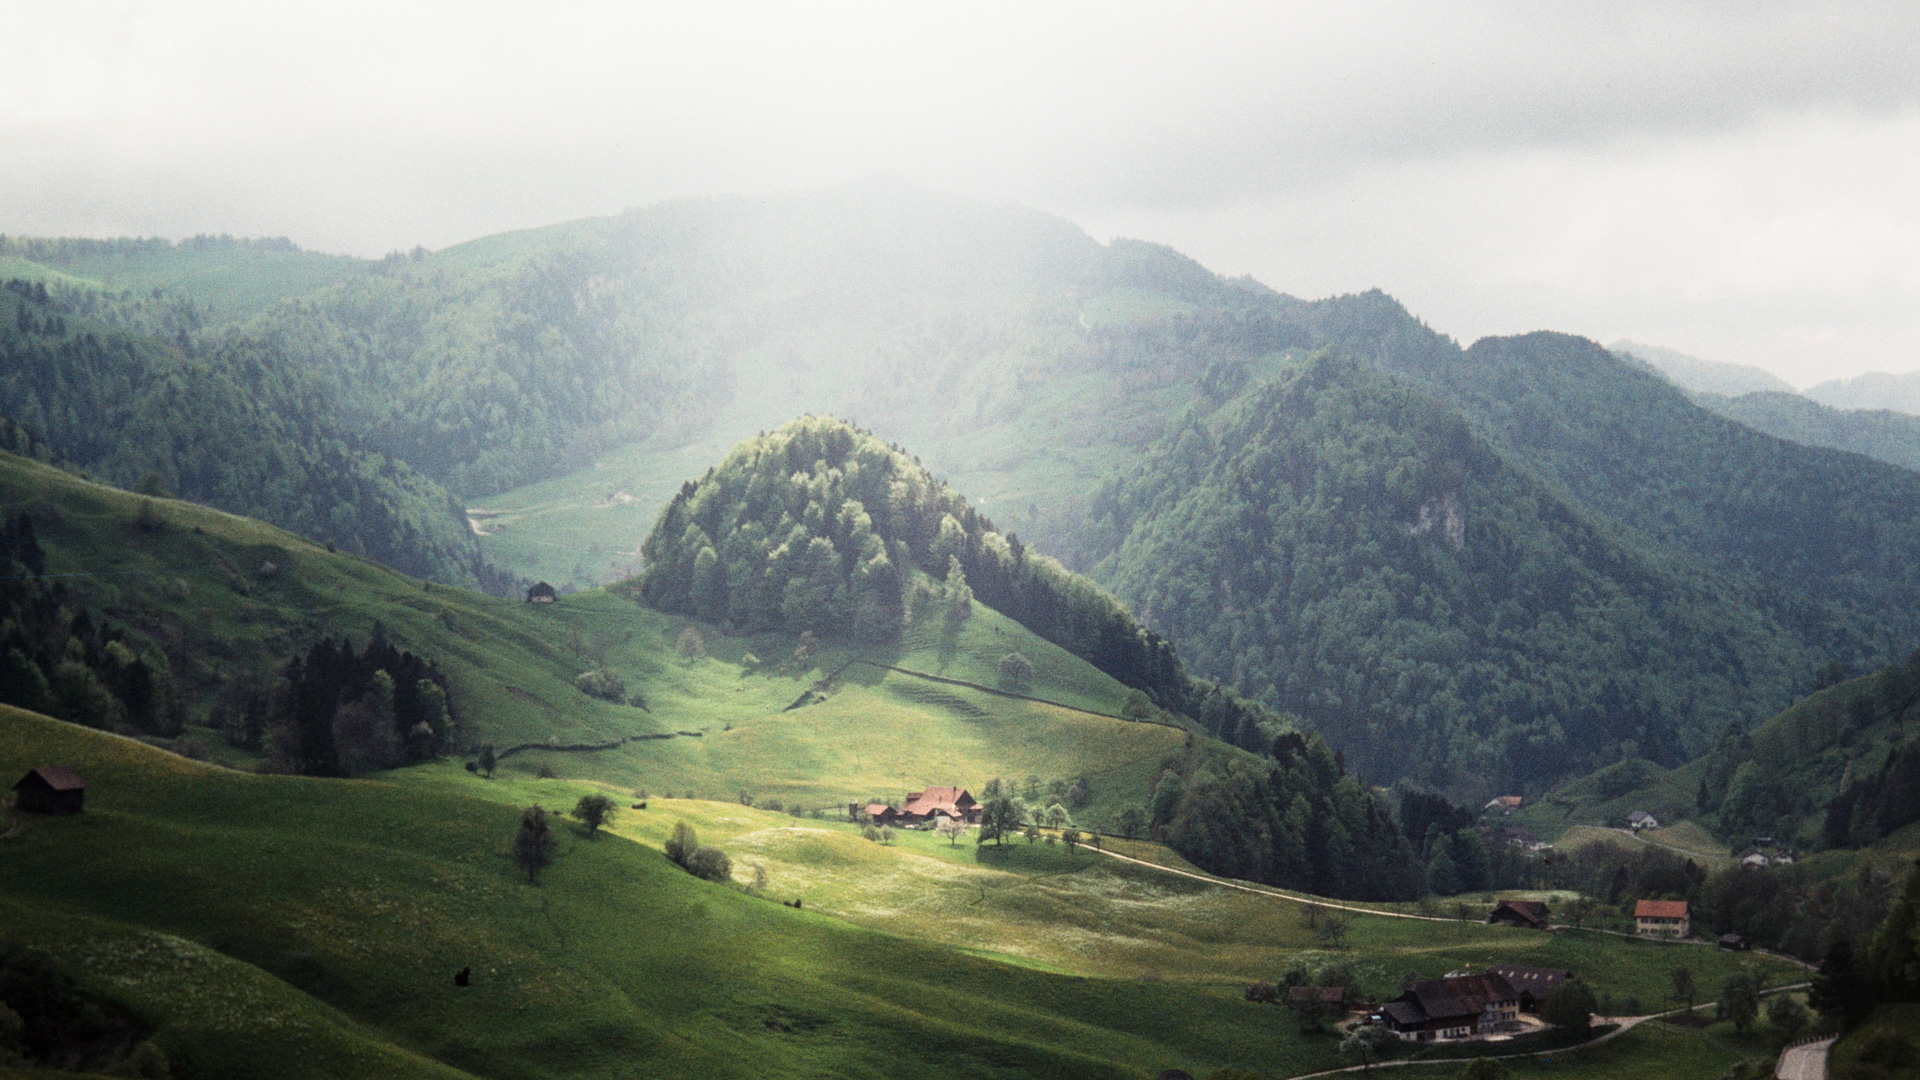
[0,708,1810,1079]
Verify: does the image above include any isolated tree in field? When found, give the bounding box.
[1670,966,1697,1013]
[1562,897,1593,928]
[571,794,615,838]
[1044,803,1070,829]
[477,743,496,778]
[936,818,966,847]
[1541,979,1596,1037]
[1300,903,1324,929]
[1718,974,1761,1035]
[664,821,698,866]
[1339,1023,1393,1069]
[1023,823,1041,844]
[1316,913,1350,948]
[1115,806,1146,839]
[513,806,557,883]
[998,652,1033,690]
[1766,994,1808,1043]
[1062,828,1082,852]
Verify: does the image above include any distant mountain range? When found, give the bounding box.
[9,183,1920,796]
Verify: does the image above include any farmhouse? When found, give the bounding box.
[1484,965,1571,1013]
[1634,899,1690,937]
[1740,852,1769,869]
[13,766,85,815]
[854,802,900,825]
[1484,795,1523,813]
[897,786,979,825]
[1486,900,1551,931]
[525,581,557,604]
[1379,973,1520,1041]
[1626,810,1659,830]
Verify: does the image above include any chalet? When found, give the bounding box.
[1484,966,1571,1013]
[1740,852,1769,869]
[1626,811,1659,830]
[1719,933,1752,952]
[13,766,85,815]
[1380,973,1520,1041]
[1484,795,1523,813]
[863,803,900,826]
[1486,900,1551,931]
[898,786,979,825]
[525,581,557,604]
[1634,899,1690,938]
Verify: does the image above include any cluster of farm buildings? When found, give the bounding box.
[851,786,981,827]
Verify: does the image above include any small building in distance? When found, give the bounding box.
[13,766,85,815]
[1719,933,1752,952]
[1626,810,1659,830]
[1486,900,1552,931]
[526,581,558,604]
[1380,973,1521,1041]
[1286,986,1347,1009]
[898,786,980,825]
[859,802,900,826]
[1484,795,1523,813]
[1740,852,1769,869]
[1635,899,1690,938]
[1484,965,1571,1013]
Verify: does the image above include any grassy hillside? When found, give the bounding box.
[0,709,1807,1079]
[0,444,1193,826]
[0,709,1326,1079]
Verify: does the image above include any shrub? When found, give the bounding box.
[685,845,732,883]
[998,651,1034,690]
[1245,981,1277,1003]
[574,668,626,701]
[676,627,708,659]
[664,822,697,865]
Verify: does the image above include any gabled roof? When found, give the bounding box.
[901,786,974,817]
[1394,973,1516,1024]
[864,803,896,817]
[1488,900,1550,926]
[16,765,84,791]
[1485,966,1570,995]
[1635,899,1689,919]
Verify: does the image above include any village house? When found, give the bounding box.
[1626,810,1659,830]
[1635,899,1690,938]
[1484,966,1571,1013]
[897,786,980,826]
[13,766,85,815]
[1485,900,1551,931]
[1740,852,1769,869]
[1484,795,1523,813]
[1379,972,1521,1041]
[525,581,557,604]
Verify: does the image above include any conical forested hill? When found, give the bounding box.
[639,416,1288,750]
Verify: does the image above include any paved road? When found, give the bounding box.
[1776,1037,1834,1080]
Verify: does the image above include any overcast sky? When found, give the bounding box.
[6,1,1919,385]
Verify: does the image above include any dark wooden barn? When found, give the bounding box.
[14,766,85,815]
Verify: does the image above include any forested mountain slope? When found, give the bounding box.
[1688,390,1920,475]
[1610,339,1796,397]
[1805,369,1920,415]
[0,281,490,586]
[1089,352,1807,790]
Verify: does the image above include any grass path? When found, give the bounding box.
[1280,986,1811,1080]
